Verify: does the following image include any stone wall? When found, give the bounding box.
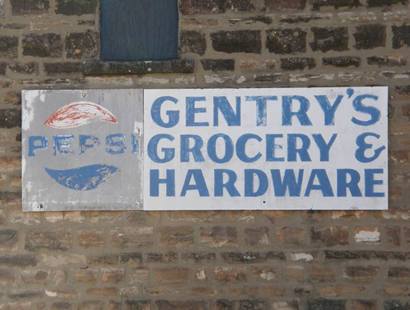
[0,0,410,309]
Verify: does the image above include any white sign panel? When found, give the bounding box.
[144,87,388,210]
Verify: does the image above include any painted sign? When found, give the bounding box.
[22,89,143,211]
[144,87,388,210]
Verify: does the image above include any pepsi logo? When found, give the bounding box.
[45,164,119,191]
[44,101,118,129]
[28,101,139,191]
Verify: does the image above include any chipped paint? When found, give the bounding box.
[44,101,118,129]
[354,229,381,243]
[290,253,314,262]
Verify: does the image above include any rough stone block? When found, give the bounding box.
[65,31,98,59]
[0,109,20,128]
[323,56,361,67]
[22,33,63,57]
[392,25,410,49]
[308,299,346,310]
[265,0,306,10]
[180,31,206,55]
[8,62,38,74]
[25,231,72,251]
[0,36,18,58]
[44,62,83,74]
[200,226,237,247]
[10,0,49,15]
[281,57,315,70]
[367,0,407,6]
[0,229,17,247]
[211,30,261,53]
[354,24,386,49]
[312,0,360,9]
[310,27,348,52]
[56,0,98,15]
[266,29,306,54]
[201,59,235,71]
[367,56,406,66]
[311,227,349,247]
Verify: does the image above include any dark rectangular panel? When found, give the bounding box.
[101,0,178,61]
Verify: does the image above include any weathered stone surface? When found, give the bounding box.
[384,300,410,310]
[56,0,98,15]
[323,56,361,67]
[367,0,407,6]
[244,227,269,246]
[0,255,37,267]
[211,30,261,53]
[0,229,17,246]
[160,226,193,246]
[100,268,125,283]
[119,252,143,264]
[8,290,44,300]
[51,302,72,310]
[354,24,386,49]
[388,267,410,280]
[267,29,306,54]
[311,227,349,247]
[65,31,98,59]
[0,268,16,283]
[221,251,285,263]
[145,252,178,263]
[180,31,206,55]
[25,231,72,251]
[0,109,20,128]
[385,226,401,246]
[83,59,195,75]
[152,267,190,284]
[281,57,315,70]
[0,62,6,75]
[265,0,306,10]
[156,300,207,310]
[201,59,235,71]
[8,62,38,74]
[239,300,268,310]
[277,227,306,246]
[0,0,4,17]
[181,252,216,263]
[367,56,406,67]
[180,0,225,14]
[0,36,18,58]
[180,0,256,14]
[350,300,376,310]
[124,300,150,310]
[44,62,83,74]
[325,251,410,260]
[215,299,235,310]
[392,25,410,49]
[214,266,246,282]
[312,0,360,9]
[308,299,346,310]
[22,33,63,57]
[10,0,49,15]
[228,0,256,11]
[78,231,104,248]
[200,226,237,247]
[344,266,379,281]
[310,27,349,52]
